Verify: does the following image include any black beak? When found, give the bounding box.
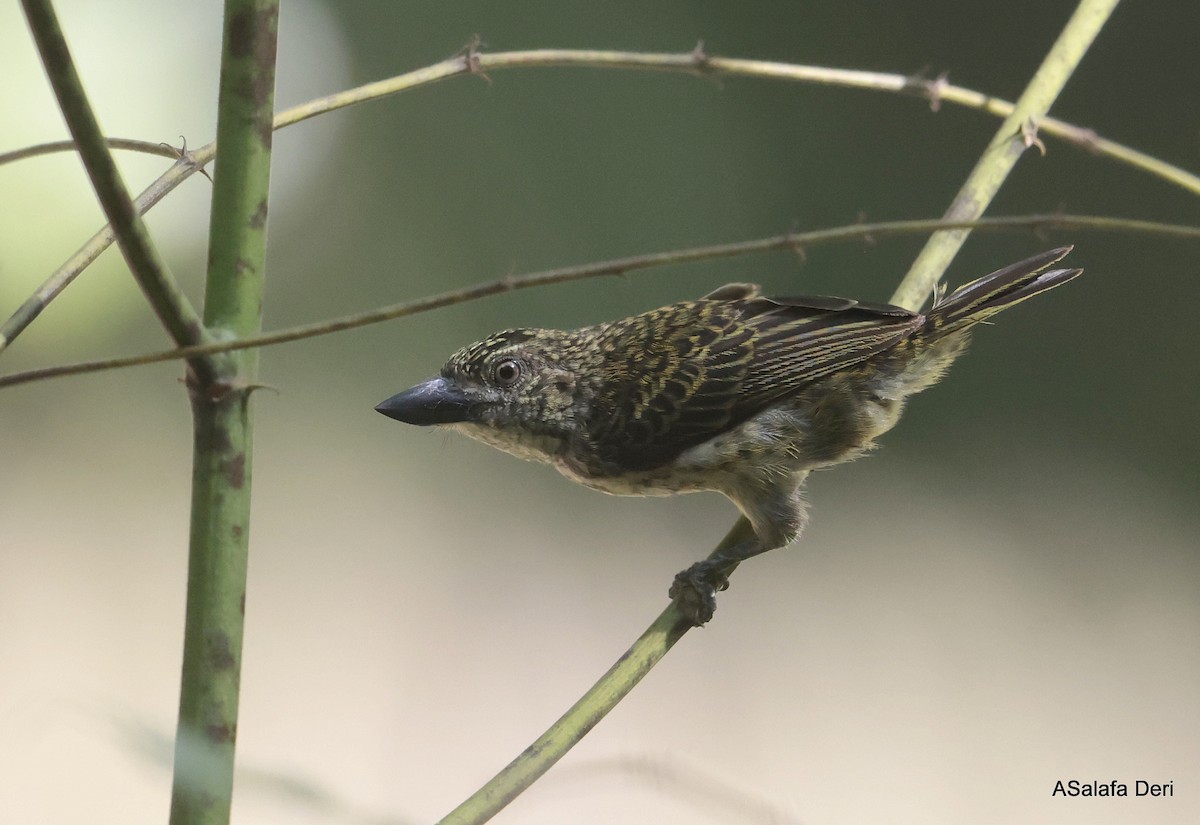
[375,376,473,426]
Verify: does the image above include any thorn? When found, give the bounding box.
[689,40,722,88]
[902,67,947,112]
[856,210,877,246]
[181,373,277,402]
[161,135,212,182]
[928,71,949,113]
[1035,203,1068,242]
[458,34,491,84]
[1021,117,1046,156]
[1065,125,1102,155]
[784,230,808,265]
[243,382,279,396]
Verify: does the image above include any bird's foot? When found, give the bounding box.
[669,560,730,626]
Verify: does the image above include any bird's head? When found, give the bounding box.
[375,327,585,462]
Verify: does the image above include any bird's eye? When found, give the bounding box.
[492,358,522,387]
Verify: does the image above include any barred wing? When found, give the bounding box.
[586,288,921,470]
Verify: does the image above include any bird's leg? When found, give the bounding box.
[668,537,768,626]
[669,477,808,625]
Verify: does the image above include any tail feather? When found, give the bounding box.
[873,247,1082,404]
[925,246,1081,334]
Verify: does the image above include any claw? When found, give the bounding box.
[669,560,731,626]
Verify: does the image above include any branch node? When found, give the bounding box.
[928,71,949,112]
[1035,204,1068,241]
[182,370,276,403]
[183,368,228,404]
[688,41,722,88]
[856,211,877,246]
[458,35,491,85]
[1064,125,1103,155]
[784,226,808,264]
[902,67,948,112]
[161,135,213,182]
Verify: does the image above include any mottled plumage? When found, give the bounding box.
[377,248,1082,624]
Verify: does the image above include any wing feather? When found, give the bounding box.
[585,287,921,470]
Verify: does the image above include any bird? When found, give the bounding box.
[376,247,1081,625]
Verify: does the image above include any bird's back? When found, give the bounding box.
[577,247,1081,475]
[579,290,924,472]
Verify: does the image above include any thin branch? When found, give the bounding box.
[7,50,1191,195]
[3,44,1196,353]
[2,213,1192,391]
[0,149,210,352]
[891,0,1123,309]
[274,48,1200,196]
[0,136,184,165]
[18,0,220,382]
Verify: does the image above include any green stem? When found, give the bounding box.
[169,2,278,825]
[18,0,218,380]
[890,0,1123,310]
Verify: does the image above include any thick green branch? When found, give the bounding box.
[169,2,278,825]
[18,0,219,381]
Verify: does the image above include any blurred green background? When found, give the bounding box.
[1,2,1197,824]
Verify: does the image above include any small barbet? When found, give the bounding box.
[377,247,1081,624]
